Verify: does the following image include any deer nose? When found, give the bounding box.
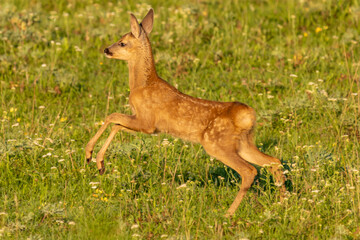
[104,48,110,54]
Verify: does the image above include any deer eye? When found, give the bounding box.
[119,42,126,47]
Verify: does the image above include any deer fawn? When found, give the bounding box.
[85,9,285,216]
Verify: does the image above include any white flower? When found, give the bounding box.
[89,182,100,185]
[131,224,139,229]
[176,183,187,189]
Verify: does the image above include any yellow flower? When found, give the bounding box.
[60,117,67,122]
[17,118,21,122]
[92,194,98,198]
[315,27,322,33]
[303,32,308,37]
[100,62,103,65]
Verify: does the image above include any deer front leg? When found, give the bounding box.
[86,122,111,163]
[96,124,124,174]
[85,113,155,172]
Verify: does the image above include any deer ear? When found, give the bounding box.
[130,13,141,38]
[141,9,154,35]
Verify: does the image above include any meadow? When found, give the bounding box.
[1,0,359,239]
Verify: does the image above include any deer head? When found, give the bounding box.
[104,9,154,61]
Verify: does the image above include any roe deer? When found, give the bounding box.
[85,9,285,216]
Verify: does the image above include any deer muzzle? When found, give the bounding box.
[104,48,113,56]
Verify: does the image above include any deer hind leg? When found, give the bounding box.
[237,131,285,194]
[202,141,258,217]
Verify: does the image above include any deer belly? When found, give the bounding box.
[155,111,210,143]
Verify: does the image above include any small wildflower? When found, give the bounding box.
[131,224,139,229]
[161,138,170,146]
[320,90,328,97]
[74,46,82,52]
[41,64,47,68]
[303,32,308,37]
[315,27,322,33]
[68,221,75,225]
[290,74,298,78]
[177,183,187,189]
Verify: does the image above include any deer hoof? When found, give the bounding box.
[86,151,93,164]
[98,161,105,175]
[99,167,105,175]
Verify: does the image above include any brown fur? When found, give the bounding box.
[85,9,285,216]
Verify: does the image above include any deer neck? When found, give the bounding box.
[127,40,157,90]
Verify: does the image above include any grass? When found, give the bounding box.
[1,0,359,239]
